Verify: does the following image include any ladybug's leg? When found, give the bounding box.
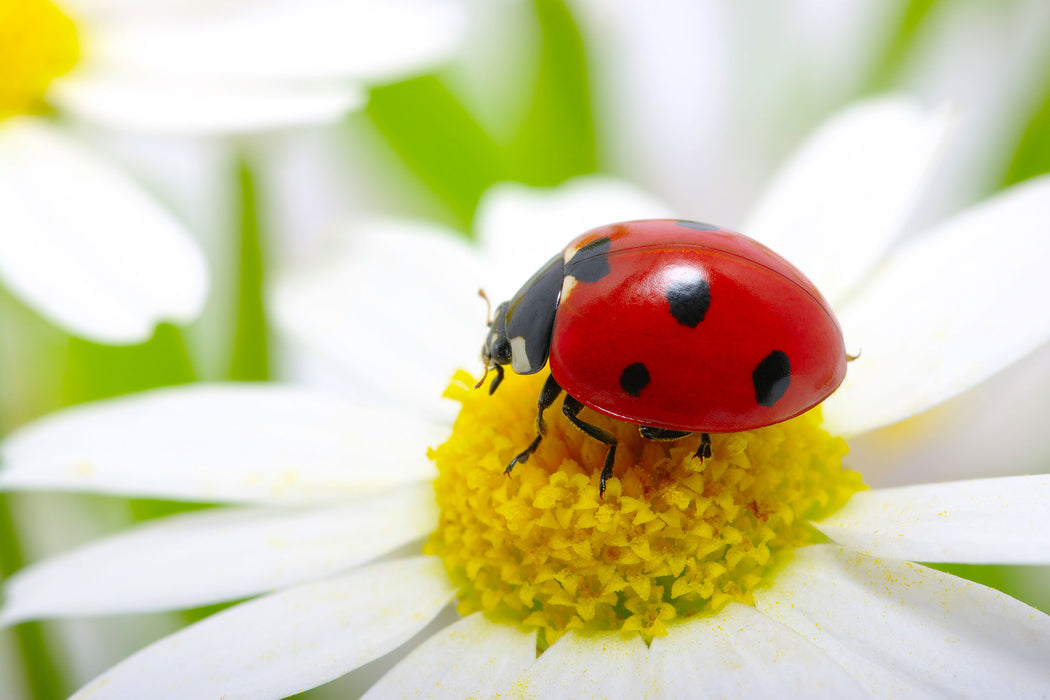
[488,364,505,395]
[562,395,618,496]
[638,426,690,441]
[505,374,563,474]
[697,433,712,460]
[639,427,712,461]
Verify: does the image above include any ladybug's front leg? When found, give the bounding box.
[505,374,563,474]
[561,395,618,496]
[487,364,505,395]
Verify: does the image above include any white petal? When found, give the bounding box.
[56,0,211,19]
[570,2,737,222]
[0,118,207,343]
[52,72,364,133]
[511,631,650,699]
[0,384,442,504]
[849,341,1050,486]
[70,557,456,700]
[271,219,483,415]
[363,613,535,699]
[823,175,1050,436]
[475,176,676,302]
[650,603,867,699]
[0,484,435,625]
[814,475,1050,564]
[754,545,1050,698]
[743,96,951,305]
[86,0,467,83]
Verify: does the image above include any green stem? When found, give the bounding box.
[0,495,69,700]
[228,156,270,381]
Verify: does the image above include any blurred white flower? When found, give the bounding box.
[2,97,1050,697]
[567,0,1050,229]
[0,0,467,343]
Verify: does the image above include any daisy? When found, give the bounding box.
[0,0,466,343]
[3,96,1050,697]
[567,0,1050,231]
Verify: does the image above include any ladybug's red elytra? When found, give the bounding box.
[480,219,848,494]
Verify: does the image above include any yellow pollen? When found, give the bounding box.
[426,370,864,649]
[0,0,80,120]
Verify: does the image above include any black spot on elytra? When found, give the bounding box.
[566,237,612,282]
[753,350,791,407]
[676,220,719,231]
[620,362,650,397]
[666,273,711,328]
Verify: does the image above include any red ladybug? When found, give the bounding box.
[480,219,847,494]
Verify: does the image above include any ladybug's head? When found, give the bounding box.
[478,300,512,394]
[475,252,563,395]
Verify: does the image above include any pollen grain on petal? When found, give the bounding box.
[425,370,863,648]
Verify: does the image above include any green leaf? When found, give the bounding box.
[505,0,596,185]
[1001,71,1050,186]
[228,157,270,381]
[925,562,1049,614]
[62,323,196,405]
[367,76,504,230]
[866,0,941,92]
[365,0,596,230]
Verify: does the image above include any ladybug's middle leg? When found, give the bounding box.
[562,395,618,496]
[639,426,690,441]
[506,374,563,474]
[639,427,712,461]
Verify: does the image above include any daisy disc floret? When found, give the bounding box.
[426,369,863,648]
[0,0,78,119]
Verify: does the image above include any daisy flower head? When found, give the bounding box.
[3,96,1050,698]
[0,0,467,343]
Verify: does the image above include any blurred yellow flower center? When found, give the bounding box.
[426,370,863,649]
[0,0,79,120]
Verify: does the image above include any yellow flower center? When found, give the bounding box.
[426,369,864,649]
[0,0,79,120]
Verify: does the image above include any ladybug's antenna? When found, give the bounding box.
[478,288,493,325]
[846,348,862,362]
[475,289,493,389]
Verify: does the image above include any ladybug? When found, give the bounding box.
[479,219,848,494]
